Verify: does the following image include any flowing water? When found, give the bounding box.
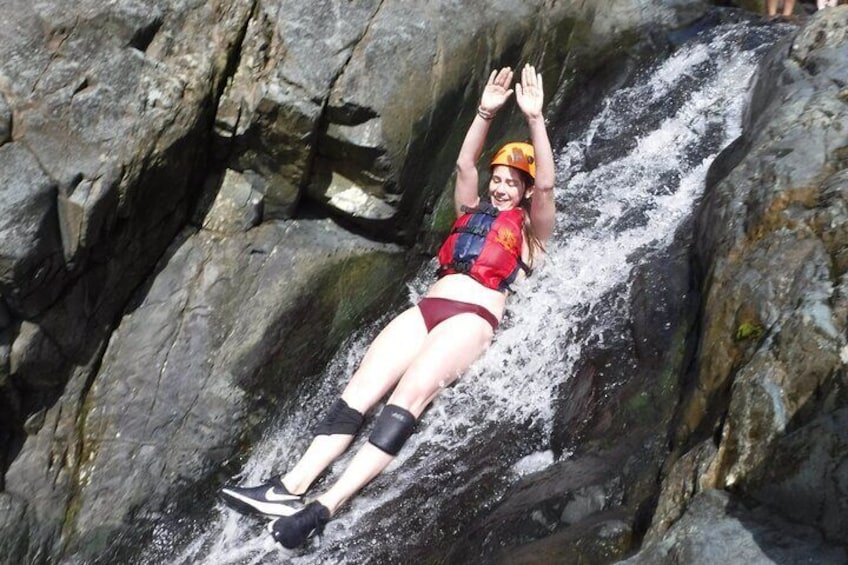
[147,16,790,565]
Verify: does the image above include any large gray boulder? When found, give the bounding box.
[0,0,255,484]
[4,220,405,561]
[0,0,251,301]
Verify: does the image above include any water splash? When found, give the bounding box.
[151,20,788,565]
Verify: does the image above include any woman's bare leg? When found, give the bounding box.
[281,306,429,494]
[766,0,779,16]
[315,314,494,514]
[782,0,795,16]
[279,435,360,494]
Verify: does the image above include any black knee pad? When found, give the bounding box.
[368,404,416,456]
[313,398,364,436]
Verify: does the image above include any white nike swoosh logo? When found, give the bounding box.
[264,487,299,502]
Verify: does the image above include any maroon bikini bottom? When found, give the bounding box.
[417,297,499,332]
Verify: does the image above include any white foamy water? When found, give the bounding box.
[152,21,787,565]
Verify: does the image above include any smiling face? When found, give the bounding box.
[488,165,531,211]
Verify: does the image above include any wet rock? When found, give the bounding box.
[502,510,633,565]
[441,435,663,564]
[440,212,697,563]
[623,490,847,564]
[11,220,406,561]
[477,16,713,555]
[553,218,695,453]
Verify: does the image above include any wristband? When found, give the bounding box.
[477,106,496,120]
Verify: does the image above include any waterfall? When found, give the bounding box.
[148,17,789,565]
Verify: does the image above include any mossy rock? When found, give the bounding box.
[735,321,764,341]
[319,251,408,345]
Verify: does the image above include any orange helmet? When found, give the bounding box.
[490,142,535,180]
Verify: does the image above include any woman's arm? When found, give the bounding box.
[515,64,556,243]
[454,67,514,216]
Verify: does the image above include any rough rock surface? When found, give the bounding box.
[754,407,848,544]
[0,0,255,471]
[200,168,263,233]
[623,490,847,565]
[5,220,404,561]
[442,437,657,564]
[0,493,27,565]
[634,6,848,562]
[1,3,257,559]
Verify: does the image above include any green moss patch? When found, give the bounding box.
[735,322,764,342]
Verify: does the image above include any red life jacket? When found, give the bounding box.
[437,203,531,291]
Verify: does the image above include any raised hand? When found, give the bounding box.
[515,63,544,119]
[479,67,514,115]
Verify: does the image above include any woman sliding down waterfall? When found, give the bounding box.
[219,63,556,550]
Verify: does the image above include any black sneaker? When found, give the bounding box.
[267,501,331,549]
[219,475,303,517]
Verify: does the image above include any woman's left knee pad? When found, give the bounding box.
[313,398,364,436]
[368,404,416,456]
